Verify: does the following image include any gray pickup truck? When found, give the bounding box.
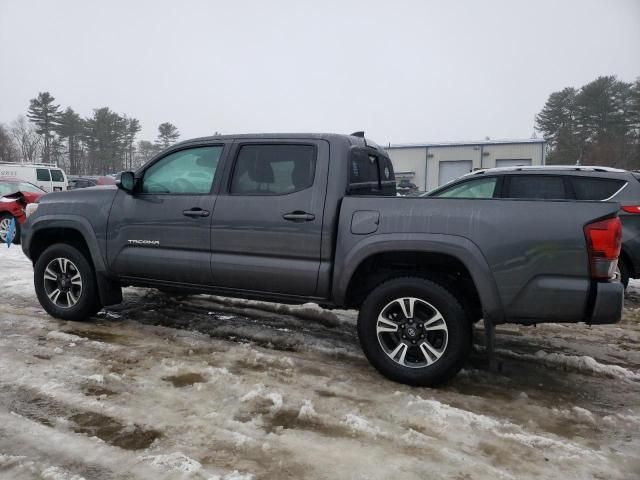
[20,133,624,386]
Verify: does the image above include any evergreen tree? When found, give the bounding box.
[537,76,639,168]
[156,122,180,149]
[83,108,128,174]
[536,87,580,164]
[55,108,85,175]
[124,117,141,170]
[27,92,60,164]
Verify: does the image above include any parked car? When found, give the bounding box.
[0,163,67,192]
[426,165,639,288]
[68,175,116,190]
[0,177,46,244]
[20,134,623,386]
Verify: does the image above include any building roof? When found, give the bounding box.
[386,138,545,149]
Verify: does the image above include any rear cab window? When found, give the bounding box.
[348,148,396,196]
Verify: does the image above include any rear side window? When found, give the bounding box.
[230,144,316,195]
[570,177,625,200]
[50,169,65,182]
[435,177,498,199]
[349,149,396,196]
[36,168,51,181]
[505,175,566,200]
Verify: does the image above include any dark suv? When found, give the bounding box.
[427,166,640,287]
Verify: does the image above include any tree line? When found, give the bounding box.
[536,76,640,169]
[0,91,181,175]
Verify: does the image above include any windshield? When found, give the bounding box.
[0,181,44,196]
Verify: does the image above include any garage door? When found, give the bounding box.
[495,158,532,168]
[438,160,472,186]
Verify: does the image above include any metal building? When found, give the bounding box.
[386,138,546,192]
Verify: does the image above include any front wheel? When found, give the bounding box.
[34,243,101,321]
[357,277,471,386]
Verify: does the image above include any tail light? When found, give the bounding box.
[621,205,640,214]
[584,217,622,280]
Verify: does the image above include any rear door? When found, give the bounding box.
[49,168,67,191]
[107,143,227,285]
[210,139,329,296]
[35,168,52,192]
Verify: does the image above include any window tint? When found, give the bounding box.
[230,144,316,195]
[435,177,498,199]
[36,168,51,181]
[506,175,566,199]
[378,156,396,195]
[571,177,625,200]
[349,149,397,196]
[143,146,222,194]
[50,169,65,182]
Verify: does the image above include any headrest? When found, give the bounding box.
[248,159,274,184]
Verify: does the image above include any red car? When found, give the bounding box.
[0,177,46,244]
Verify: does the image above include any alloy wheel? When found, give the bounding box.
[43,257,83,309]
[376,297,449,368]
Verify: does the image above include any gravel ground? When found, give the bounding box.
[0,245,639,479]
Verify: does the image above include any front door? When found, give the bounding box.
[107,144,225,285]
[210,140,329,296]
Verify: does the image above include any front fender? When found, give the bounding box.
[332,233,504,323]
[22,214,108,273]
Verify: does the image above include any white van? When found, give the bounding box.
[0,163,68,192]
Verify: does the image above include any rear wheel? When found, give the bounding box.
[0,213,20,245]
[34,243,101,321]
[357,277,471,386]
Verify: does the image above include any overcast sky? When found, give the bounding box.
[1,0,639,145]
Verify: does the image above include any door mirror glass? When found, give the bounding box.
[117,171,136,192]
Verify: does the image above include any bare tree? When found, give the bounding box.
[0,123,19,163]
[10,116,43,163]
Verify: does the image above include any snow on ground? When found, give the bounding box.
[1,245,639,479]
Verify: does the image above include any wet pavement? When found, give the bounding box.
[0,246,639,479]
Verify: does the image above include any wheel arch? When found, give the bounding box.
[333,234,503,323]
[27,215,121,306]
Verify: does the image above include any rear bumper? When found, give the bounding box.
[589,281,624,325]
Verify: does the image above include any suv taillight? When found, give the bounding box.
[621,205,640,214]
[584,217,622,280]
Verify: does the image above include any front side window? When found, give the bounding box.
[435,177,498,199]
[36,168,51,181]
[230,144,316,195]
[142,146,223,194]
[505,175,566,200]
[571,177,625,200]
[50,169,65,182]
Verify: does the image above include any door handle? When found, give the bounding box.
[283,211,315,222]
[183,208,210,218]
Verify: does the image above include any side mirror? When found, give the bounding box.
[116,171,136,193]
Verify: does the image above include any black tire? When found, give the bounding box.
[0,213,20,245]
[357,276,471,386]
[617,259,629,290]
[34,243,101,321]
